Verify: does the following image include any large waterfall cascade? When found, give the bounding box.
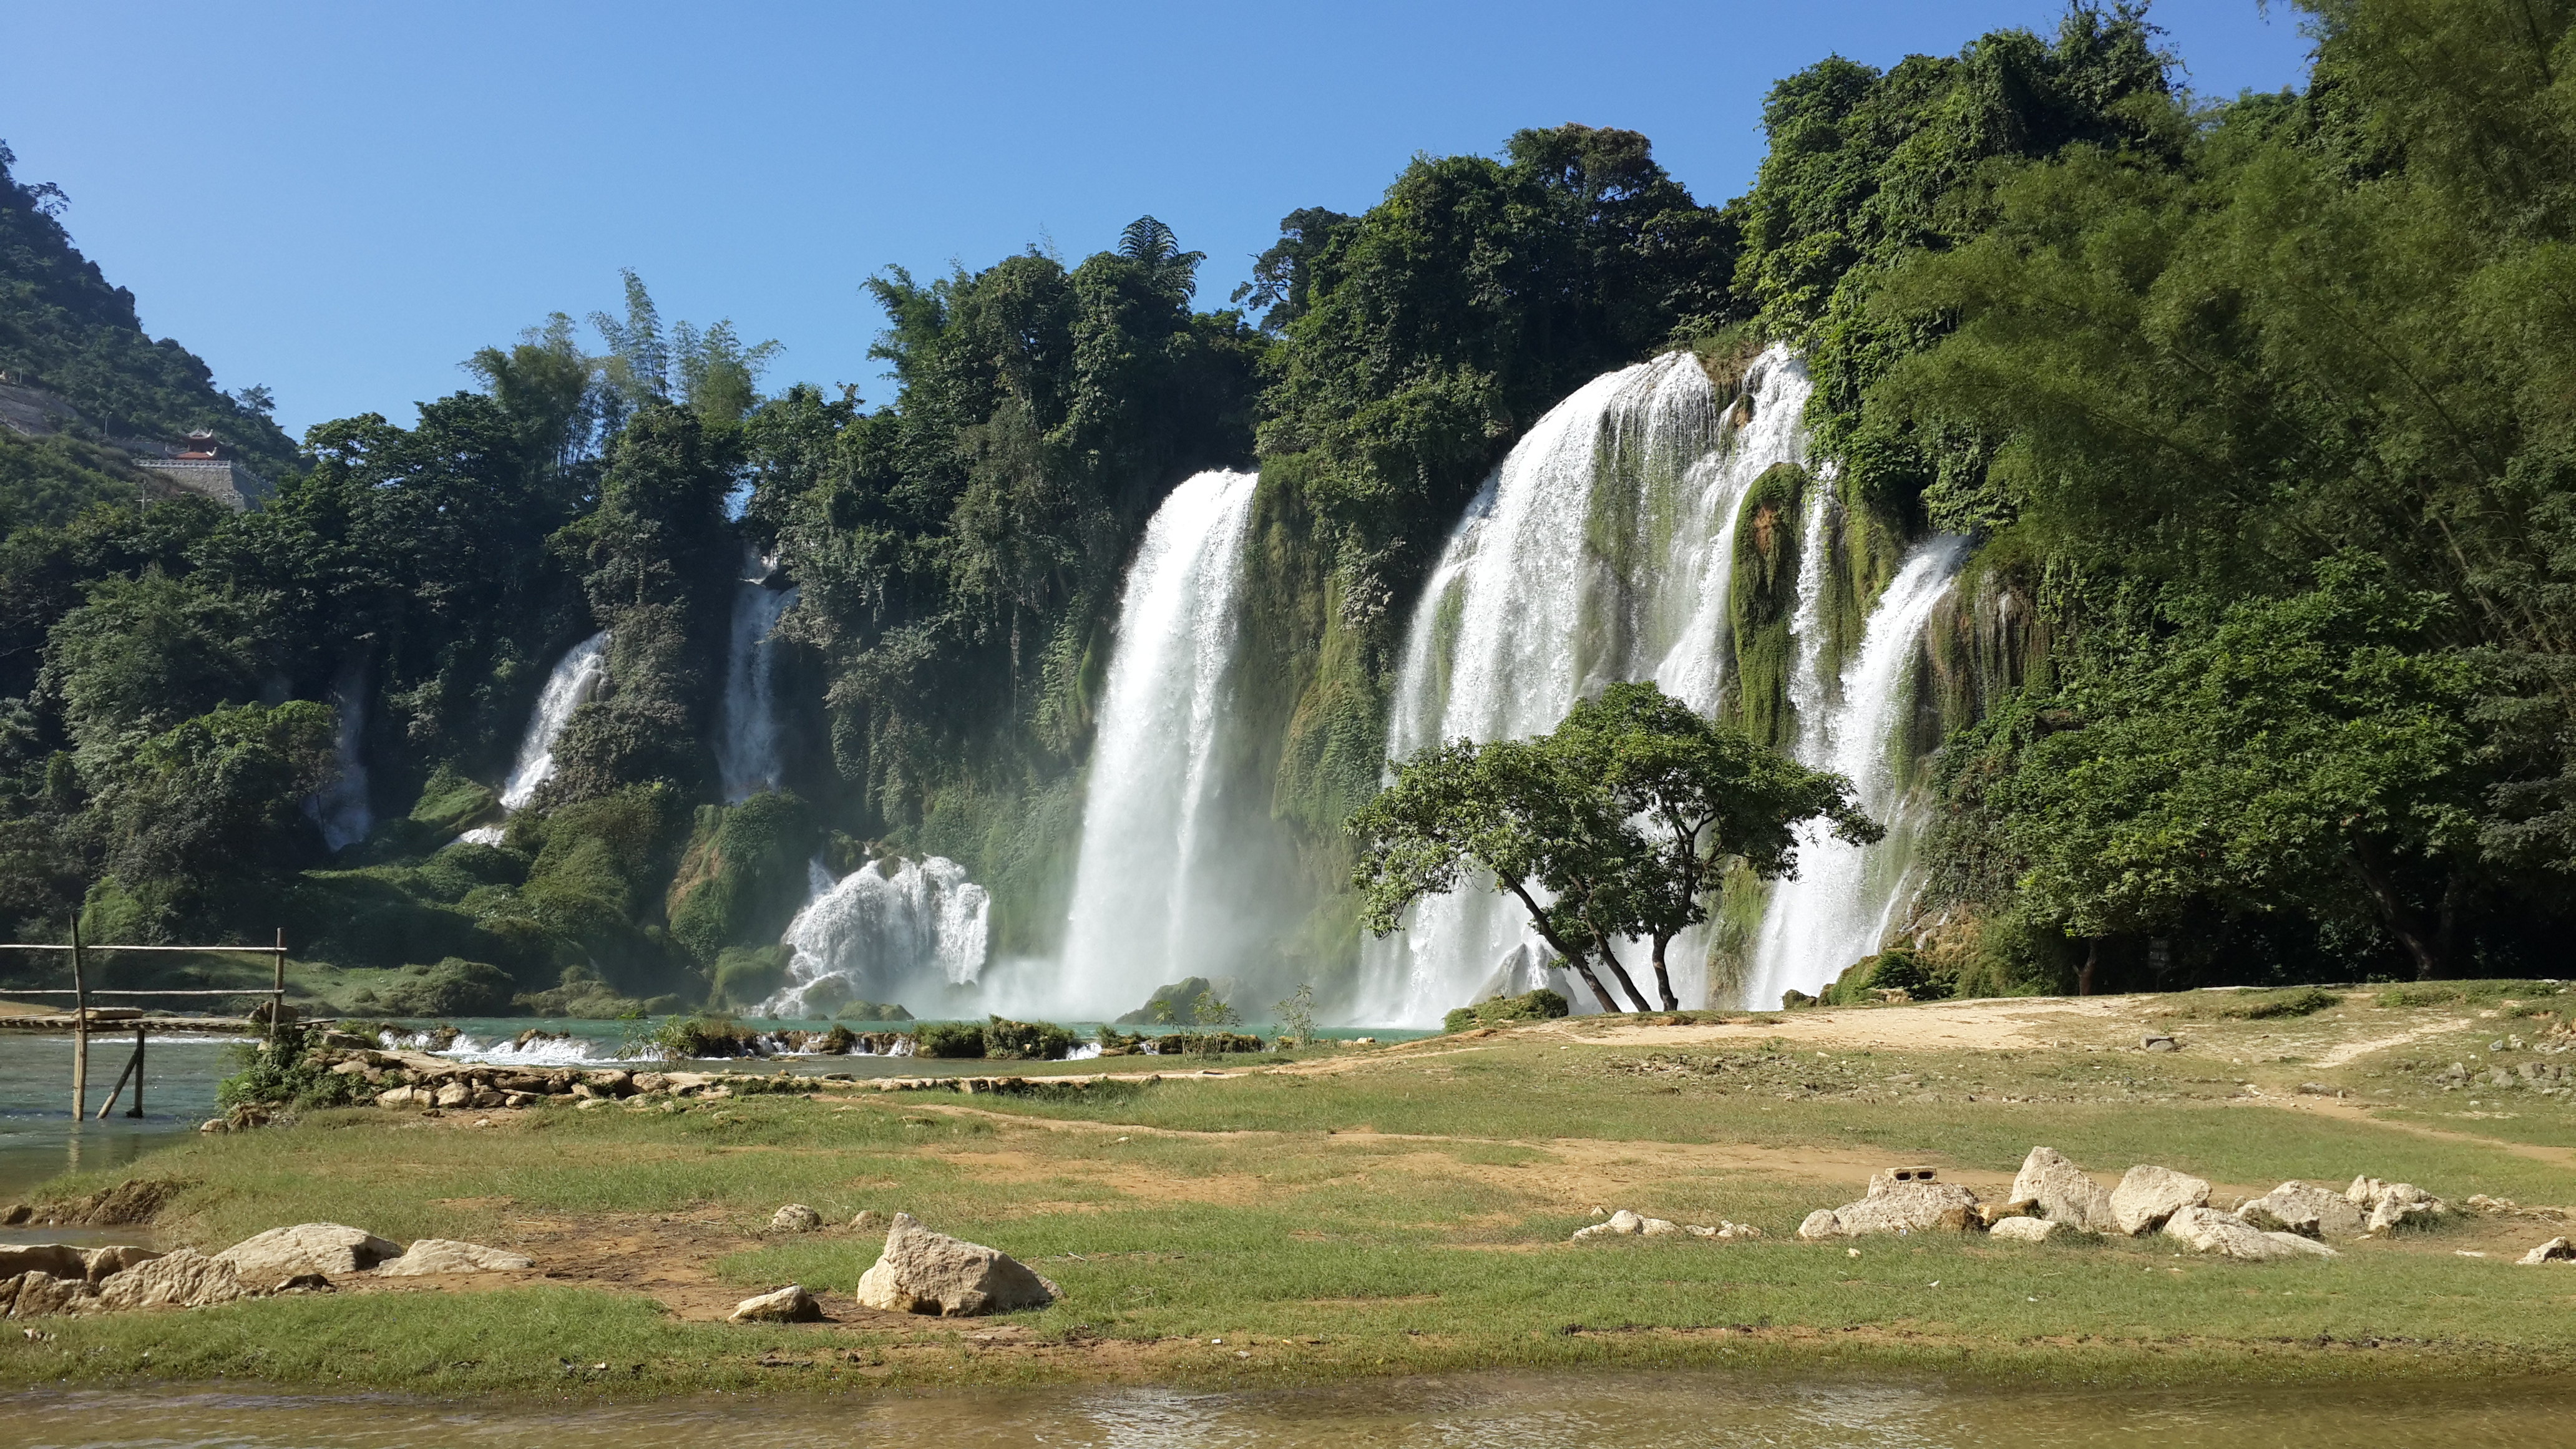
[716,549,798,803]
[1055,468,1262,1020]
[1742,526,1972,1009]
[761,854,992,1017]
[306,659,374,851]
[1362,347,1813,1025]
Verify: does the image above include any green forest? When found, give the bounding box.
[1,0,2569,1018]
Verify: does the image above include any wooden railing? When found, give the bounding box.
[1,921,290,1119]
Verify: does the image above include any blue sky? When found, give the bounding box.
[4,1,2313,437]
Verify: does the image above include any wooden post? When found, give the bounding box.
[70,915,88,1120]
[270,927,286,1045]
[96,1032,145,1120]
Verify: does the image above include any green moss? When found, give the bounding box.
[409,763,497,836]
[1728,462,1805,746]
[665,793,819,965]
[708,945,791,1010]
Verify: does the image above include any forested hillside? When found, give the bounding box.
[1,0,2566,1018]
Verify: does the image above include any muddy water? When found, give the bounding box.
[4,1373,2572,1447]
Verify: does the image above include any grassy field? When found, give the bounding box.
[8,987,2576,1395]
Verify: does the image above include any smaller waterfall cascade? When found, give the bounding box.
[499,631,610,812]
[1058,469,1261,1018]
[305,660,373,851]
[716,550,797,803]
[1742,532,1972,1008]
[1363,347,1812,1025]
[761,856,990,1017]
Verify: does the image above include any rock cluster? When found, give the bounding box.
[770,1204,823,1232]
[353,1053,741,1111]
[1570,1209,1763,1242]
[1,1222,534,1319]
[1796,1148,2447,1260]
[854,1212,1058,1316]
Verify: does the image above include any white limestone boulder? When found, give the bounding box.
[215,1223,402,1282]
[728,1284,822,1322]
[2006,1147,2116,1233]
[1799,1174,1981,1239]
[2164,1206,2340,1261]
[2237,1181,2368,1239]
[92,1247,246,1311]
[2109,1165,2210,1236]
[853,1212,1058,1316]
[375,1239,535,1275]
[1988,1216,2062,1243]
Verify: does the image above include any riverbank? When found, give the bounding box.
[7,987,2576,1394]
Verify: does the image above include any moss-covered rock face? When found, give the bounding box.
[665,793,819,967]
[1729,462,1807,746]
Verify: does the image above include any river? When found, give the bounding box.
[3,1371,2571,1446]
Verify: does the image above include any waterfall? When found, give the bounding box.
[498,631,610,812]
[1056,468,1260,1018]
[305,659,373,851]
[761,855,990,1017]
[1742,532,1972,1008]
[1362,347,1812,1025]
[716,549,796,803]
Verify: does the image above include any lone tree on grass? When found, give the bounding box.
[1351,681,1883,1013]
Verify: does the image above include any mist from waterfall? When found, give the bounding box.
[498,631,610,812]
[1361,347,1812,1026]
[1053,468,1261,1020]
[716,550,796,803]
[1742,532,1971,1008]
[305,659,373,851]
[761,855,990,1017]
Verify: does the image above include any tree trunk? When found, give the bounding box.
[2077,938,2097,997]
[1649,934,1680,1012]
[1504,882,1620,1012]
[1588,924,1657,1013]
[2351,839,2445,981]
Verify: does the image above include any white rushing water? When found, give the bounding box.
[761,856,991,1017]
[1055,469,1260,1019]
[497,631,610,812]
[1360,348,1812,1026]
[716,550,796,803]
[1742,531,1971,1009]
[305,659,373,851]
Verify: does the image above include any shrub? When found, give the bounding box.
[216,1023,373,1112]
[2378,980,2565,1008]
[1820,948,1951,1006]
[652,1013,759,1059]
[915,1021,987,1058]
[985,1017,1075,1060]
[2222,987,2343,1020]
[373,958,515,1017]
[1445,987,1571,1033]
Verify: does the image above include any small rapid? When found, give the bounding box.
[761,856,992,1018]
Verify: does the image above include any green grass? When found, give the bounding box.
[11,1000,2576,1394]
